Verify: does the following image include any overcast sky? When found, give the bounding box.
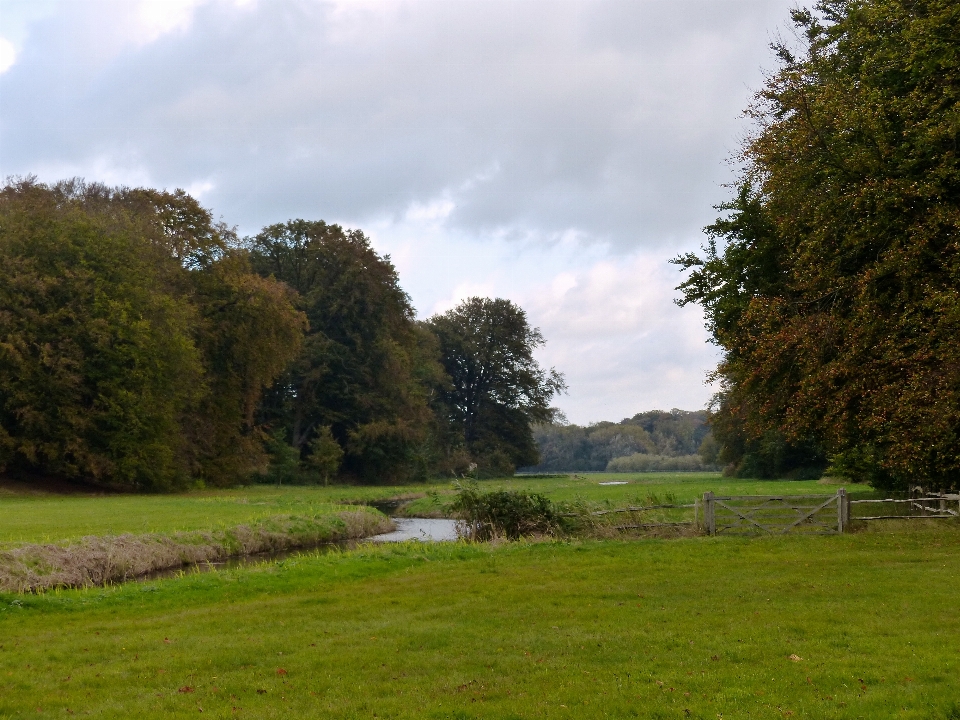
[0,0,797,424]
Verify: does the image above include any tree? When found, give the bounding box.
[427,297,566,475]
[0,179,304,490]
[305,426,343,486]
[674,0,960,488]
[247,220,440,483]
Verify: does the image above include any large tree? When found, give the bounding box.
[247,220,442,483]
[427,297,566,475]
[675,0,960,488]
[0,179,304,490]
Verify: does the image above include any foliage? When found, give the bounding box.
[428,297,566,475]
[451,482,559,540]
[605,453,717,473]
[304,426,344,486]
[247,220,441,484]
[0,179,303,490]
[525,409,713,472]
[674,0,960,489]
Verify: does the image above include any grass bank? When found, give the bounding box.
[1,522,959,718]
[0,508,392,592]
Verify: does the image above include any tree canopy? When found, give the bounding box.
[674,0,960,488]
[0,183,567,489]
[247,220,441,483]
[428,297,566,475]
[0,179,304,490]
[525,410,713,473]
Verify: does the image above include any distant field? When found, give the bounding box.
[0,474,879,545]
[2,523,959,718]
[396,472,874,516]
[0,475,875,544]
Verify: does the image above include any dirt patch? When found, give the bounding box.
[0,509,394,592]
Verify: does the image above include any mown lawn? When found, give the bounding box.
[2,522,959,719]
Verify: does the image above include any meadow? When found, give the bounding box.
[0,473,874,544]
[1,475,954,719]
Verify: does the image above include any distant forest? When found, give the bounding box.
[522,409,718,473]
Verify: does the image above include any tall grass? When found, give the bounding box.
[0,509,392,592]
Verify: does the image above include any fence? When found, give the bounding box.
[848,494,960,521]
[701,490,960,535]
[702,490,847,535]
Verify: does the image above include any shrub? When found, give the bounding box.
[451,483,559,540]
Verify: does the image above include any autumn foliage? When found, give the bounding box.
[675,0,960,488]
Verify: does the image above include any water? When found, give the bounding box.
[135,517,459,583]
[370,518,460,542]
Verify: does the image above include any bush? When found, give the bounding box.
[451,483,559,540]
[605,453,719,473]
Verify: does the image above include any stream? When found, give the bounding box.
[137,515,459,583]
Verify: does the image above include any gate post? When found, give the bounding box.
[837,487,848,533]
[703,491,715,536]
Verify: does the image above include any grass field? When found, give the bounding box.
[0,474,876,544]
[2,524,960,718]
[2,476,947,719]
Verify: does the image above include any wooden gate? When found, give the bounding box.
[702,490,848,536]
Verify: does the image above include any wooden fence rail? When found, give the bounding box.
[848,494,960,521]
[702,490,847,535]
[701,491,960,534]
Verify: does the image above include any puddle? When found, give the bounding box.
[598,481,630,486]
[370,518,459,542]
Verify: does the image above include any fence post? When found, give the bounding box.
[837,487,847,533]
[704,491,715,536]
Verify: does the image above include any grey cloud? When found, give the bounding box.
[1,0,795,245]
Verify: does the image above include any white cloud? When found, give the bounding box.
[0,37,15,74]
[0,0,796,422]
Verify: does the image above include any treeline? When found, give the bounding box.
[0,180,563,490]
[522,410,716,473]
[674,0,960,489]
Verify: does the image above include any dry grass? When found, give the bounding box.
[0,508,393,592]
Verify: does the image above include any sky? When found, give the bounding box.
[0,0,798,424]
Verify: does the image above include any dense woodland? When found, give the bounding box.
[0,181,563,490]
[522,410,716,473]
[675,0,960,489]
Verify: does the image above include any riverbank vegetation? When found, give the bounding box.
[2,523,959,718]
[0,508,391,593]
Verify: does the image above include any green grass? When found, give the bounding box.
[2,523,960,718]
[395,473,874,517]
[0,476,874,544]
[0,485,404,546]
